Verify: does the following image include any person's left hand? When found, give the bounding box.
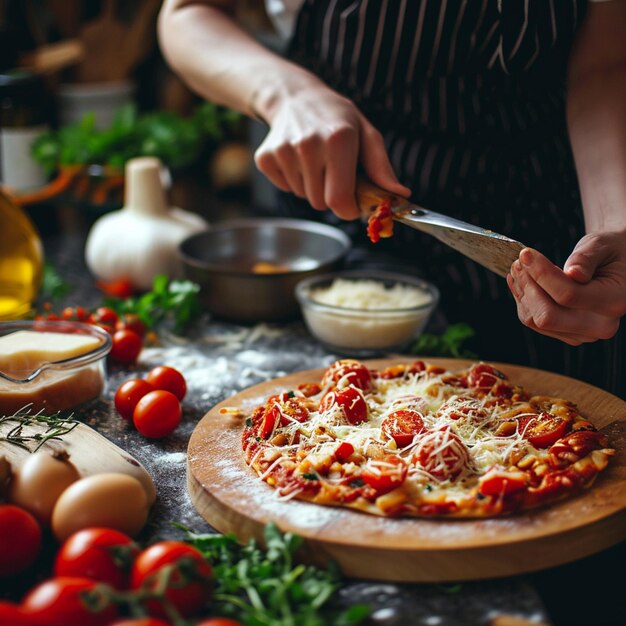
[506,230,626,345]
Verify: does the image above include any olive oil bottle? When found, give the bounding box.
[0,189,43,320]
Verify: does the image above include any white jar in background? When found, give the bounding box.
[57,80,135,129]
[0,72,49,192]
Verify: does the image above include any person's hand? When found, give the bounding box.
[506,230,626,345]
[254,84,410,220]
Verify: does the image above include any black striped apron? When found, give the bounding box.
[278,0,625,399]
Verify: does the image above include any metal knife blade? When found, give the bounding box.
[356,179,525,278]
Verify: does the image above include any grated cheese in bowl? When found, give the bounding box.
[308,278,432,310]
[295,270,439,355]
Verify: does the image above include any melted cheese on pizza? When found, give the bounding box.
[241,360,614,517]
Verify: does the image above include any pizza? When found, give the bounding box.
[240,359,615,518]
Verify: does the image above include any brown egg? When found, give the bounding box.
[9,450,80,525]
[51,473,150,542]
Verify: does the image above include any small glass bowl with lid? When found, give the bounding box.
[0,320,111,415]
[295,269,439,357]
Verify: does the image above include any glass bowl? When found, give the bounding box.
[295,270,439,357]
[0,320,112,415]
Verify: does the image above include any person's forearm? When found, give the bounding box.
[567,64,626,233]
[566,2,626,234]
[158,0,324,122]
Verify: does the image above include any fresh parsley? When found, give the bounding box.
[411,322,478,359]
[104,274,202,334]
[40,261,72,302]
[31,102,240,175]
[183,523,370,626]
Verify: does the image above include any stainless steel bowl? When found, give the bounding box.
[178,218,351,323]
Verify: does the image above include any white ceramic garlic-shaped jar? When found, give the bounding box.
[85,157,208,291]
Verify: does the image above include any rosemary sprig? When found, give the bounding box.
[0,406,79,452]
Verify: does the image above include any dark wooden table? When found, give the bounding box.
[6,227,624,626]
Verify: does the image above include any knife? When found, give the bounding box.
[356,179,525,278]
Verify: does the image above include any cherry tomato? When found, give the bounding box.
[131,541,212,618]
[54,528,139,590]
[258,393,309,439]
[115,313,147,338]
[133,390,182,438]
[91,321,115,335]
[61,306,90,322]
[381,410,426,448]
[115,379,155,421]
[0,601,32,626]
[297,382,321,397]
[22,577,118,626]
[548,430,605,468]
[0,504,42,577]
[111,617,172,626]
[197,620,244,626]
[110,329,143,364]
[413,428,470,480]
[334,441,354,462]
[146,366,187,401]
[97,278,134,299]
[518,413,569,449]
[361,455,408,494]
[322,359,372,391]
[408,360,427,374]
[464,363,505,390]
[320,386,368,425]
[478,469,527,496]
[89,306,119,327]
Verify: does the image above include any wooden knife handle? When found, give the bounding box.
[355,177,411,217]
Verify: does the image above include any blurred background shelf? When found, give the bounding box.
[0,0,280,237]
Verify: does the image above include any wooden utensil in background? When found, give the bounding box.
[20,39,84,74]
[76,0,161,83]
[46,0,83,39]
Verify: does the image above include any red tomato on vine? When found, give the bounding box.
[22,577,118,626]
[54,528,139,590]
[131,541,213,617]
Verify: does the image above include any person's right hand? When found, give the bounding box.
[254,83,410,220]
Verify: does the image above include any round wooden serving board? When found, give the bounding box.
[187,358,626,582]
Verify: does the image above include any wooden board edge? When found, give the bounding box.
[188,463,626,582]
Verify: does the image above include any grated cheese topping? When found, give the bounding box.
[243,361,604,513]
